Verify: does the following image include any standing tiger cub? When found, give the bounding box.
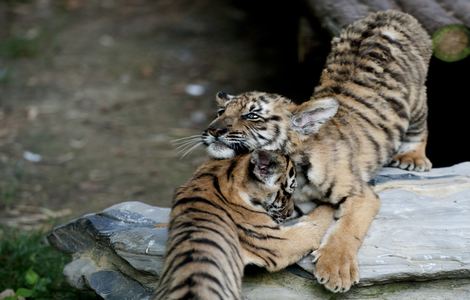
[154,150,334,300]
[200,10,432,292]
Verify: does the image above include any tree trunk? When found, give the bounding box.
[303,0,470,62]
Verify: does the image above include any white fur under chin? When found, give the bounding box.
[207,143,236,159]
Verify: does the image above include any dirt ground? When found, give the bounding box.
[1,0,469,229]
[0,0,309,226]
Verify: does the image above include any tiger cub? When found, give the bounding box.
[154,150,334,300]
[200,10,432,292]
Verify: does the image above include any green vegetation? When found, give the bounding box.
[0,36,39,59]
[0,226,97,299]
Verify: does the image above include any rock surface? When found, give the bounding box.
[48,163,470,299]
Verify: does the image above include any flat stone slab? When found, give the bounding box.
[299,162,470,285]
[48,162,470,299]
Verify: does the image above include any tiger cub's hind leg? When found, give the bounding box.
[390,89,432,172]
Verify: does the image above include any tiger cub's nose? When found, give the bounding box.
[207,127,228,137]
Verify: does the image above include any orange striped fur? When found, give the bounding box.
[154,151,334,299]
[200,10,432,292]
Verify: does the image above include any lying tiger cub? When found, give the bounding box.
[200,10,432,293]
[154,150,334,300]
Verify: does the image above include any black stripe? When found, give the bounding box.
[331,85,391,122]
[172,196,223,211]
[380,33,405,51]
[324,184,334,199]
[336,101,378,131]
[393,122,406,140]
[331,197,348,209]
[288,166,295,178]
[379,122,396,145]
[226,159,238,181]
[267,115,281,121]
[236,224,285,240]
[172,207,234,235]
[178,290,196,300]
[239,236,278,257]
[159,249,209,285]
[362,127,382,167]
[386,67,406,86]
[239,243,271,266]
[190,238,229,256]
[410,110,427,127]
[168,252,240,294]
[254,131,269,141]
[263,124,280,147]
[209,174,272,216]
[168,275,196,294]
[171,220,236,250]
[169,272,231,298]
[258,95,269,103]
[170,254,222,279]
[266,256,278,268]
[361,41,392,57]
[251,223,280,230]
[366,51,389,65]
[383,95,408,118]
[192,172,218,182]
[294,205,304,217]
[367,75,404,92]
[168,224,243,279]
[207,286,225,300]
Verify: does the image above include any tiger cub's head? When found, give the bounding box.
[245,150,297,223]
[202,91,338,159]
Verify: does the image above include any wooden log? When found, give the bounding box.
[395,0,460,34]
[432,24,470,62]
[395,0,470,62]
[361,0,400,11]
[304,0,371,36]
[435,0,470,27]
[303,0,470,62]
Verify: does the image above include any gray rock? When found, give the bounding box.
[298,162,470,285]
[48,163,470,299]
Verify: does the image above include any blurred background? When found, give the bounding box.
[0,0,299,224]
[0,0,469,226]
[0,0,469,298]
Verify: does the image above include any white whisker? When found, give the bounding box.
[181,142,202,158]
[176,141,200,153]
[174,139,200,149]
[171,134,202,142]
[171,136,202,146]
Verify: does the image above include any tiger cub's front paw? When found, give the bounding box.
[312,240,359,293]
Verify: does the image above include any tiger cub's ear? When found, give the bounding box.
[250,150,283,187]
[291,97,338,135]
[215,91,234,106]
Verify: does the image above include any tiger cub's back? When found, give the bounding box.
[311,10,433,179]
[154,151,298,300]
[320,10,432,87]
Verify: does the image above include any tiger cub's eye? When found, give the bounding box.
[244,113,260,120]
